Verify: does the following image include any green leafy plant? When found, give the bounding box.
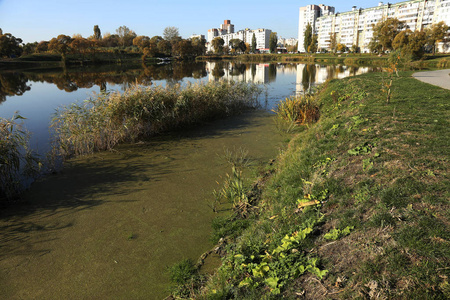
[324,226,354,240]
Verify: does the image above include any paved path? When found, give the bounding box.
[412,69,450,90]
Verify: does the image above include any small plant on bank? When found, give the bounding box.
[272,94,320,126]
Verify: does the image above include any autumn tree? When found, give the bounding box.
[371,18,406,53]
[425,21,449,54]
[70,37,92,60]
[269,32,278,53]
[157,39,172,56]
[211,37,225,54]
[116,25,136,47]
[0,32,23,58]
[36,41,49,52]
[93,25,102,40]
[48,34,73,64]
[102,33,119,47]
[191,36,206,56]
[393,29,427,59]
[163,26,180,43]
[304,23,312,53]
[133,35,151,50]
[251,33,257,53]
[172,39,192,58]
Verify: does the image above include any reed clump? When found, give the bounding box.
[0,114,41,201]
[272,94,320,126]
[51,80,262,158]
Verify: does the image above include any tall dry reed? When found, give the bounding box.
[0,114,41,201]
[272,94,320,126]
[51,80,262,158]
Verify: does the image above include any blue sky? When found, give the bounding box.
[0,0,406,43]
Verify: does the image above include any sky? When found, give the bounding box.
[0,0,407,43]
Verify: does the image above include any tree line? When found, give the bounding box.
[210,32,279,55]
[0,25,207,64]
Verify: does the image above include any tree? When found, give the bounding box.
[336,43,347,53]
[133,35,151,50]
[70,37,92,59]
[229,39,245,54]
[191,36,206,56]
[329,32,337,53]
[425,21,449,54]
[269,32,278,53]
[157,39,172,56]
[308,34,318,53]
[0,32,23,58]
[93,25,102,40]
[211,37,224,54]
[116,25,136,47]
[163,26,180,43]
[304,23,312,53]
[392,29,412,51]
[251,33,257,53]
[172,39,193,58]
[36,41,49,53]
[371,18,406,53]
[48,34,73,64]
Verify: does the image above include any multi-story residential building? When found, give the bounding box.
[299,0,450,53]
[298,4,335,52]
[207,20,272,53]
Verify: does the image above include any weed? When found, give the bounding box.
[272,94,320,126]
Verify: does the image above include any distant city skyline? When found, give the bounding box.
[0,0,407,44]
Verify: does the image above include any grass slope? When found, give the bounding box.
[176,71,450,299]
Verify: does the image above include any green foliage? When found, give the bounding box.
[303,23,312,53]
[269,32,278,53]
[168,258,197,285]
[324,226,354,240]
[348,142,377,156]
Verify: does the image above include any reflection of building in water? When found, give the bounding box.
[206,62,270,84]
[296,64,371,94]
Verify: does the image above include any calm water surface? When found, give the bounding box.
[0,62,374,299]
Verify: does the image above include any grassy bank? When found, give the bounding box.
[197,53,450,68]
[172,71,450,298]
[51,81,262,158]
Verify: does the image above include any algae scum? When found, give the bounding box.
[0,111,286,299]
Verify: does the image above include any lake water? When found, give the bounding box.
[0,62,374,155]
[0,61,374,299]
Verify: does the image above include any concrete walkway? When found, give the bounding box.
[412,69,450,90]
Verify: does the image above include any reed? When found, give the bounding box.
[51,80,263,158]
[272,94,320,126]
[0,114,41,201]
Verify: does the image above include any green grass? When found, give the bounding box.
[174,70,449,298]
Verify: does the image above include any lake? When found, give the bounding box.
[0,61,374,155]
[0,61,374,299]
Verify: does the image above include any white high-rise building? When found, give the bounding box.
[299,0,450,53]
[298,4,335,52]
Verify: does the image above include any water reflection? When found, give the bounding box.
[0,62,376,103]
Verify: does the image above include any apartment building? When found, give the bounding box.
[207,20,272,52]
[298,4,335,52]
[299,0,450,53]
